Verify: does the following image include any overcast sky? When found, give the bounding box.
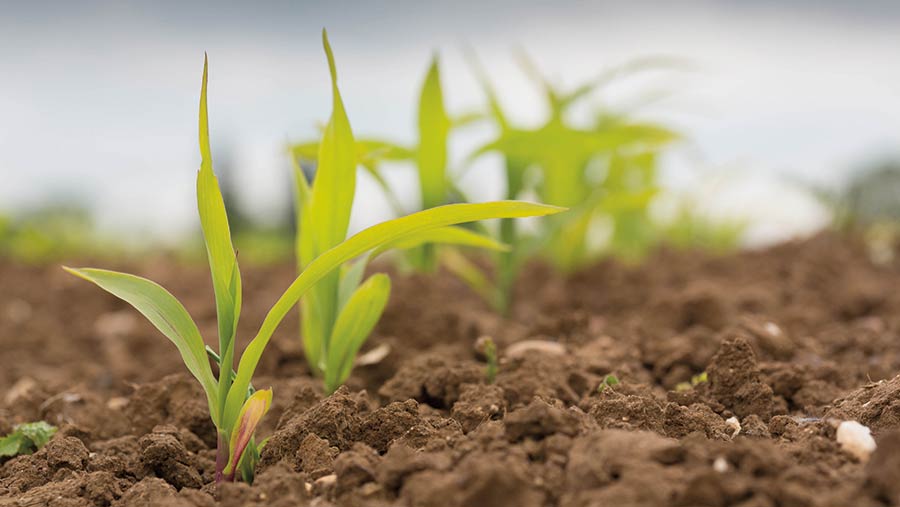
[2,1,899,245]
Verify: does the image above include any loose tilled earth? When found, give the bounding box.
[2,232,900,506]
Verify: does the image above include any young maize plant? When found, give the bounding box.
[296,34,548,393]
[66,31,563,485]
[466,50,679,307]
[290,54,486,275]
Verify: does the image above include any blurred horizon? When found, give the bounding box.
[2,0,900,248]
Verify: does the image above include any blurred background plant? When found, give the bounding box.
[808,159,900,264]
[461,52,728,310]
[0,204,116,263]
[290,54,492,273]
[3,1,899,290]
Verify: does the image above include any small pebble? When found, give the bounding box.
[763,322,781,336]
[713,456,729,473]
[505,340,566,358]
[356,343,390,366]
[836,420,876,462]
[315,474,337,487]
[725,416,741,438]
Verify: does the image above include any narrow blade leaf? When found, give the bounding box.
[337,258,368,312]
[325,273,391,392]
[63,267,219,424]
[297,30,357,374]
[370,225,509,259]
[417,56,450,209]
[225,201,565,426]
[306,29,357,258]
[197,54,242,422]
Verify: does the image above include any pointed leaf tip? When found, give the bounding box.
[322,29,337,85]
[62,266,87,280]
[199,53,212,173]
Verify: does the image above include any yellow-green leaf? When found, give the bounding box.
[325,274,391,392]
[297,30,358,375]
[225,201,565,427]
[370,225,509,259]
[417,55,449,210]
[63,267,219,425]
[196,55,242,421]
[306,29,357,259]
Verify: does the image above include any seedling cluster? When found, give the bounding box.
[60,27,747,489]
[66,30,562,485]
[289,47,737,313]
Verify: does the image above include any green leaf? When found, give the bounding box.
[598,374,619,392]
[306,29,357,259]
[411,55,452,272]
[337,258,368,312]
[290,156,313,267]
[417,55,450,210]
[290,139,413,166]
[360,160,406,216]
[370,225,509,259]
[197,55,242,423]
[324,273,391,392]
[291,140,409,217]
[298,29,358,377]
[514,48,559,112]
[225,200,565,426]
[464,47,510,131]
[0,433,25,457]
[440,248,496,305]
[17,422,56,450]
[0,422,57,458]
[63,267,219,425]
[562,55,693,109]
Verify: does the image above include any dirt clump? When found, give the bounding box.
[707,335,775,419]
[2,233,900,505]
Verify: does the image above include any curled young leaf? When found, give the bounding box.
[223,388,272,479]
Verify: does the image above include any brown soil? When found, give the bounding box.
[2,232,900,506]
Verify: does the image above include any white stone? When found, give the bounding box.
[725,416,741,438]
[836,420,877,462]
[713,456,729,473]
[355,343,391,366]
[505,340,566,358]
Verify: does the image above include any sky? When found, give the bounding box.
[2,0,899,246]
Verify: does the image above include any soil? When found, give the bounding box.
[2,232,900,506]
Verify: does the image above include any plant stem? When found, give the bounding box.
[496,158,525,315]
[215,431,229,483]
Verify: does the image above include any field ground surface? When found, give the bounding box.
[2,232,900,506]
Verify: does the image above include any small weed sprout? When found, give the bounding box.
[675,371,708,392]
[0,422,56,458]
[483,337,498,384]
[598,374,620,392]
